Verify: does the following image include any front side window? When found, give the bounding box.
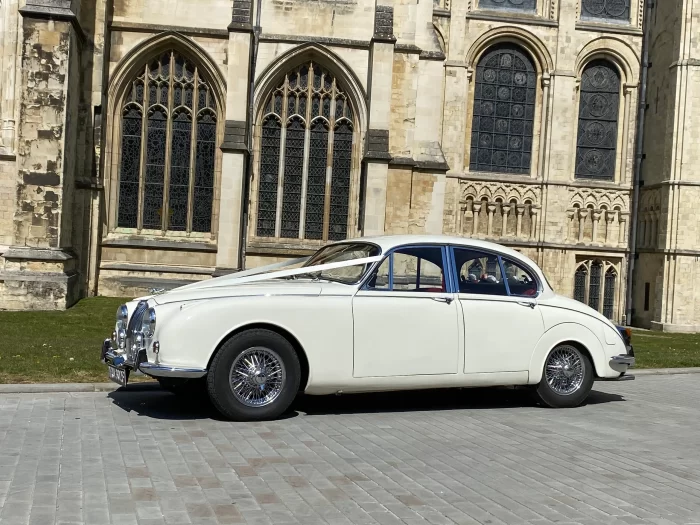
[300,242,380,284]
[470,44,537,175]
[256,61,355,242]
[367,247,446,292]
[454,248,506,296]
[575,60,621,180]
[117,51,217,233]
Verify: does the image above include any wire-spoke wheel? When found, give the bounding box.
[229,347,286,407]
[207,329,300,421]
[545,346,584,395]
[535,344,593,408]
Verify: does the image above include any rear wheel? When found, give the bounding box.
[207,329,301,421]
[535,344,593,408]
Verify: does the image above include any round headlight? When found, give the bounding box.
[141,307,156,338]
[117,304,128,322]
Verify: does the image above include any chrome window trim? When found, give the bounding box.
[358,243,454,293]
[447,245,543,299]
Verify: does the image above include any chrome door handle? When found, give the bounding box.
[432,297,453,304]
[517,301,536,309]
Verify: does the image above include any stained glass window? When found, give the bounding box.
[603,267,616,319]
[574,265,587,303]
[479,0,536,12]
[588,261,602,311]
[470,44,536,175]
[256,61,355,241]
[116,51,218,233]
[575,60,621,180]
[581,0,630,22]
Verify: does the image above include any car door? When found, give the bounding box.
[352,245,460,378]
[451,247,545,374]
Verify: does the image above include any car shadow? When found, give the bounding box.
[293,386,624,416]
[107,383,624,421]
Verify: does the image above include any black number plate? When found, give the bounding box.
[108,366,129,386]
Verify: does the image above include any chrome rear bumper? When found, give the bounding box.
[101,339,206,379]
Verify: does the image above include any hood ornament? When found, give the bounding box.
[149,287,166,295]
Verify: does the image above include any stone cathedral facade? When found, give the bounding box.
[0,0,696,331]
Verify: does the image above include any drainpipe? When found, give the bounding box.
[238,0,263,271]
[625,0,652,326]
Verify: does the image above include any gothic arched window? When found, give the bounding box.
[256,61,355,241]
[470,44,537,175]
[603,267,617,319]
[575,60,621,180]
[117,51,218,233]
[574,260,618,320]
[574,264,587,303]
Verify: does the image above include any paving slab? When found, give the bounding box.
[1,376,700,524]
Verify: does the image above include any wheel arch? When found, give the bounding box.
[529,322,607,384]
[207,322,311,392]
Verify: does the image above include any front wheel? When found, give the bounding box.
[534,344,594,408]
[207,329,301,421]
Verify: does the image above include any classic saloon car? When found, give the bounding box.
[101,235,635,420]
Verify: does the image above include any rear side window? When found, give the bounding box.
[453,248,506,296]
[501,258,539,297]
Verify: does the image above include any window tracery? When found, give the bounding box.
[255,62,355,242]
[117,51,217,233]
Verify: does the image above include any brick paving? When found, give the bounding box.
[1,375,700,524]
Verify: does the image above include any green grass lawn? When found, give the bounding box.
[631,329,700,369]
[0,297,128,384]
[1,297,699,383]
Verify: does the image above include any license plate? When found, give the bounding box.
[108,366,129,386]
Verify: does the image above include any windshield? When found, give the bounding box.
[299,242,381,285]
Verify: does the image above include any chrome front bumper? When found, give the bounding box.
[101,339,206,379]
[600,351,636,381]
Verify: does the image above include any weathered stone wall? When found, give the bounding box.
[632,0,700,331]
[111,0,234,30]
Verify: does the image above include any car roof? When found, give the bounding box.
[337,234,528,260]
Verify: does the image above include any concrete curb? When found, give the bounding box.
[0,382,161,394]
[0,368,699,393]
[632,367,700,376]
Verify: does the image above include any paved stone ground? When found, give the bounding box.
[1,375,700,525]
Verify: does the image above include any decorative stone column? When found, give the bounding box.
[215,0,254,275]
[362,5,396,235]
[501,204,510,236]
[487,203,496,236]
[578,208,590,243]
[592,209,602,244]
[605,210,616,245]
[0,0,85,310]
[530,205,540,240]
[566,208,576,241]
[619,211,629,246]
[472,202,482,236]
[515,204,525,238]
[0,0,18,153]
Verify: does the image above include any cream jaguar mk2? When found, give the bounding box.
[101,235,635,421]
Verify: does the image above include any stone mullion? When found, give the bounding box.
[274,75,290,238]
[186,68,200,234]
[137,63,150,231]
[322,78,338,242]
[161,51,176,231]
[298,65,314,239]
